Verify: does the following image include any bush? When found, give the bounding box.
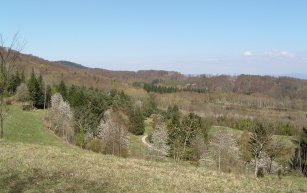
[16,83,29,102]
[277,168,283,180]
[22,104,33,111]
[257,167,264,178]
[85,138,104,153]
[5,99,12,105]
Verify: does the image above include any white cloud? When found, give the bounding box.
[264,51,295,58]
[243,50,253,56]
[280,51,295,58]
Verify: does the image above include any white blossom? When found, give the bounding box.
[49,93,74,142]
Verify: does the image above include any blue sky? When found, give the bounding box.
[1,0,307,75]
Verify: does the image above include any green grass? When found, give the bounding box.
[0,104,307,192]
[209,125,244,138]
[128,133,146,158]
[3,104,61,146]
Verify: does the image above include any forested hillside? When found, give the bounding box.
[0,47,306,193]
[6,48,307,108]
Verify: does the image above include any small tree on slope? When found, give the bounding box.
[49,93,74,142]
[249,122,272,177]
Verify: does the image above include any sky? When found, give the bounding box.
[1,0,307,75]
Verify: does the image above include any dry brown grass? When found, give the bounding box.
[1,141,306,193]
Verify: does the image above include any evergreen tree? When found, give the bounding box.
[21,70,26,83]
[57,80,67,99]
[27,70,36,102]
[129,108,145,135]
[7,71,21,94]
[143,95,158,117]
[167,111,208,161]
[290,127,307,177]
[16,71,21,85]
[27,70,44,108]
[38,74,44,91]
[7,74,16,94]
[45,85,52,108]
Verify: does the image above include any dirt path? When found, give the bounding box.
[141,134,152,148]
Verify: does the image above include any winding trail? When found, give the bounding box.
[141,134,152,148]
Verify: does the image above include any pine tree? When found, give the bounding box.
[7,71,21,94]
[143,95,157,117]
[58,80,67,100]
[27,70,44,108]
[46,85,52,108]
[21,70,26,83]
[27,70,36,103]
[15,71,21,86]
[129,108,145,135]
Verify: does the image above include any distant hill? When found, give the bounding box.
[283,73,307,80]
[2,48,306,101]
[55,60,87,69]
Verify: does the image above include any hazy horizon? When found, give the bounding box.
[1,0,307,75]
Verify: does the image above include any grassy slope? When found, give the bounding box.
[209,125,295,148]
[0,105,307,193]
[3,105,60,146]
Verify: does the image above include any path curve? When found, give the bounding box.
[141,134,152,148]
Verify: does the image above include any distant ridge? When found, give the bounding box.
[282,73,307,80]
[55,60,87,69]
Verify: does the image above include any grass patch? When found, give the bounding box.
[3,104,62,146]
[1,141,307,193]
[209,125,243,138]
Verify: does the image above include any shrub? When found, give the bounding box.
[277,168,283,180]
[257,167,264,178]
[22,104,33,111]
[16,83,29,102]
[85,138,104,153]
[5,99,12,105]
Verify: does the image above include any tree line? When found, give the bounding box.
[143,83,208,94]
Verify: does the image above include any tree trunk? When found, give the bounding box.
[254,156,258,177]
[268,158,273,173]
[112,141,115,155]
[0,94,4,138]
[218,149,221,172]
[298,138,302,171]
[44,82,47,110]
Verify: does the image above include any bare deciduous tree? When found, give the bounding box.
[249,122,272,177]
[152,114,164,130]
[0,33,24,138]
[151,127,169,160]
[213,129,238,172]
[16,83,29,102]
